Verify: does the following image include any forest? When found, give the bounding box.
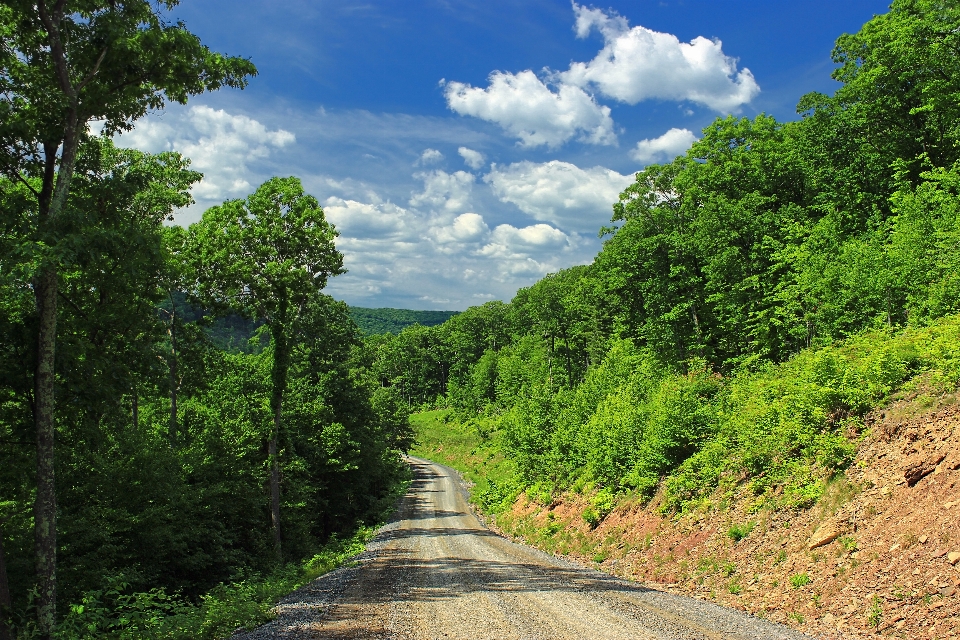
[371,0,960,524]
[347,308,458,336]
[0,3,411,639]
[3,0,960,638]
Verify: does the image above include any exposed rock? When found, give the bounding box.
[808,520,844,550]
[948,551,960,565]
[904,453,946,486]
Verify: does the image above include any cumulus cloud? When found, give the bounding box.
[458,146,486,170]
[443,70,616,148]
[115,105,295,212]
[322,197,418,239]
[562,3,760,112]
[484,160,634,232]
[631,128,698,164]
[416,148,444,165]
[442,4,757,149]
[431,212,490,245]
[409,170,475,212]
[478,223,573,277]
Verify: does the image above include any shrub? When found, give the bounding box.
[790,572,811,589]
[727,521,755,543]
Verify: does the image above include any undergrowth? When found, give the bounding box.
[30,529,372,640]
[412,316,960,519]
[31,475,410,640]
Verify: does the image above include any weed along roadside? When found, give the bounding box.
[410,316,960,639]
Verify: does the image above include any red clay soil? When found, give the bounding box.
[493,400,960,640]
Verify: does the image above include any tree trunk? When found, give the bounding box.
[0,521,12,640]
[168,302,178,443]
[34,265,58,640]
[268,417,281,557]
[268,311,290,559]
[32,119,81,640]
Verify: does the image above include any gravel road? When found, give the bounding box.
[236,457,812,639]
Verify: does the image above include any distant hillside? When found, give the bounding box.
[349,307,459,335]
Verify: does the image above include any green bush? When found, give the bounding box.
[790,572,811,589]
[727,521,755,543]
[51,527,376,640]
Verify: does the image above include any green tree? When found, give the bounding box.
[189,177,344,556]
[0,3,254,633]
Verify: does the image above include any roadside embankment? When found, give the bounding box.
[412,398,960,639]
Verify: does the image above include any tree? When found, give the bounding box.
[189,177,344,556]
[0,3,255,634]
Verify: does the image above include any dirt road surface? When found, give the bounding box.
[238,457,812,639]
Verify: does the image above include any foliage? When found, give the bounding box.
[790,573,812,589]
[727,522,756,543]
[391,1,960,538]
[50,526,376,640]
[0,149,410,634]
[348,307,458,335]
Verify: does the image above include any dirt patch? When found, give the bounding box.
[493,401,960,639]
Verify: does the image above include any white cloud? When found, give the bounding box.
[115,105,295,213]
[478,223,573,277]
[321,196,587,305]
[417,148,444,165]
[562,3,760,112]
[443,70,616,148]
[484,160,634,232]
[458,146,486,170]
[487,223,570,250]
[409,170,475,212]
[431,212,489,245]
[631,128,698,164]
[572,3,629,38]
[322,197,417,239]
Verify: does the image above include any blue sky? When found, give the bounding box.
[119,0,891,310]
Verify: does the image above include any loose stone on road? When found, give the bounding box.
[237,457,811,639]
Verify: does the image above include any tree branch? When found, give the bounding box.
[36,1,76,98]
[1,166,40,198]
[57,291,88,320]
[76,48,109,93]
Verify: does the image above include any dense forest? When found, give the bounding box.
[3,0,960,638]
[348,308,458,336]
[371,0,960,515]
[0,3,410,639]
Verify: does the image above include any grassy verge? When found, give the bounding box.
[409,410,520,513]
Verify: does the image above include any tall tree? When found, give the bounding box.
[189,177,344,556]
[0,4,254,633]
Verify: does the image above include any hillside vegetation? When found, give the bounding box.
[0,36,410,640]
[379,0,960,500]
[386,2,960,634]
[348,307,459,336]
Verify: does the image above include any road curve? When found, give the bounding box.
[238,457,812,640]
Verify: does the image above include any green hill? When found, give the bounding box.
[348,306,459,335]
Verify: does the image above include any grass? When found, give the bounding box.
[727,521,756,543]
[790,572,811,589]
[409,409,520,513]
[867,594,883,628]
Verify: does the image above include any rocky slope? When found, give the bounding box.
[491,399,960,639]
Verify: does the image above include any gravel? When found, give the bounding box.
[234,457,814,639]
